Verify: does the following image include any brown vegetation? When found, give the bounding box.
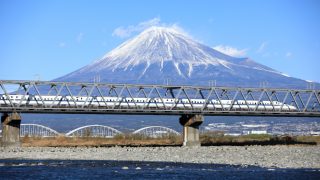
[200,131,320,146]
[20,133,320,147]
[21,134,183,147]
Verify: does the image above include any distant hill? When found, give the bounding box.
[55,26,316,89]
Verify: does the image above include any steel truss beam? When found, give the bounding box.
[0,80,319,117]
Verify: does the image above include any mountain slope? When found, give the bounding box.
[55,26,311,88]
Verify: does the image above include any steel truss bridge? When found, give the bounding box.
[0,80,320,117]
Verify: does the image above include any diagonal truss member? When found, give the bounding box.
[0,80,319,117]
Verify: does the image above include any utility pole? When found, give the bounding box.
[166,78,170,85]
[260,81,268,88]
[34,74,41,81]
[307,82,314,90]
[209,80,216,87]
[94,75,101,83]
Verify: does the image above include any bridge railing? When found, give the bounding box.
[20,124,59,137]
[0,80,319,116]
[133,126,180,138]
[0,124,181,138]
[65,125,122,138]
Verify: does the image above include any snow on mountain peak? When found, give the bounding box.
[82,26,237,76]
[139,26,184,36]
[72,26,286,80]
[56,26,313,89]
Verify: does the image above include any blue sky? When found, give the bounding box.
[1,0,319,83]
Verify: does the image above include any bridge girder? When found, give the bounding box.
[0,80,319,117]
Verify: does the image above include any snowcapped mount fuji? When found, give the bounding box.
[56,26,310,88]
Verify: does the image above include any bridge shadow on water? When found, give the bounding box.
[0,159,319,180]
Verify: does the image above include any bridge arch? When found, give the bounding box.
[20,124,60,137]
[66,125,122,138]
[133,126,180,138]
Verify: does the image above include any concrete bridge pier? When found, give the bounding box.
[179,114,204,147]
[1,112,21,147]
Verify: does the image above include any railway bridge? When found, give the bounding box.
[1,80,320,147]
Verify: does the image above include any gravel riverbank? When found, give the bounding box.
[1,145,319,169]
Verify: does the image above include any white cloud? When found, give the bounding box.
[213,45,248,57]
[257,41,268,53]
[59,42,66,48]
[76,33,84,43]
[285,52,292,58]
[112,17,161,38]
[112,28,131,38]
[111,17,192,40]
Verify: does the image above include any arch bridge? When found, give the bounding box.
[20,124,59,137]
[133,126,180,138]
[0,124,180,139]
[65,125,122,138]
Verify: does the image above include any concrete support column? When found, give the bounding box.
[179,114,203,147]
[1,112,21,147]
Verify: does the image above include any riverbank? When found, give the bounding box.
[18,134,320,147]
[1,146,319,169]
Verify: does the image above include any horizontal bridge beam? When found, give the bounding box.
[0,107,319,117]
[0,80,319,117]
[0,80,318,92]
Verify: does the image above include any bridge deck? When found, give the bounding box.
[0,80,319,117]
[0,107,320,117]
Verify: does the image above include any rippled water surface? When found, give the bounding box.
[0,160,319,179]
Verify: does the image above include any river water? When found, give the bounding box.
[1,115,320,179]
[0,160,319,179]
